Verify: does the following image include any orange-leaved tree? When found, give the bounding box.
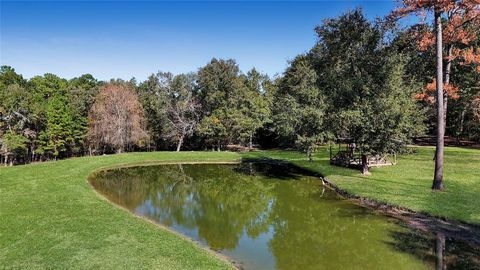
[391,0,480,191]
[88,81,148,154]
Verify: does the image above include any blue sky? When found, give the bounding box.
[1,1,397,81]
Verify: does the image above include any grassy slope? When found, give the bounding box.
[1,147,479,269]
[246,146,480,224]
[0,152,239,270]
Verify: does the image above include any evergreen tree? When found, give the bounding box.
[68,74,100,155]
[39,94,75,159]
[272,55,327,158]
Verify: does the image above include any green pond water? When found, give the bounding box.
[90,163,479,270]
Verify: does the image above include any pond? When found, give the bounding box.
[89,162,479,270]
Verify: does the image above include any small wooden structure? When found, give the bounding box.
[329,140,396,170]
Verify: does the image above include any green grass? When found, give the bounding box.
[0,152,239,270]
[1,147,479,269]
[245,146,480,225]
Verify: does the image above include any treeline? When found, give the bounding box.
[1,9,479,165]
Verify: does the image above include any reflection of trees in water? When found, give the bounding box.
[436,233,446,270]
[387,225,480,270]
[267,180,430,270]
[90,167,164,208]
[91,164,275,251]
[169,164,275,250]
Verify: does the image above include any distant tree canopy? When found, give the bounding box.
[1,8,479,165]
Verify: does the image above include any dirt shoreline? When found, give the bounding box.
[320,175,480,246]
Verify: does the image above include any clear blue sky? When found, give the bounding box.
[1,1,397,81]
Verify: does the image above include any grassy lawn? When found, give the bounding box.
[1,146,479,269]
[0,152,239,270]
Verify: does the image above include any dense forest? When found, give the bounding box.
[1,9,479,166]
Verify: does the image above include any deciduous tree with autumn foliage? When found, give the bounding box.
[88,81,148,154]
[391,0,480,191]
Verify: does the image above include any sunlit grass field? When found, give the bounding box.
[1,146,478,268]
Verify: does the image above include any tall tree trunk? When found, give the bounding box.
[444,45,453,135]
[458,107,467,143]
[248,162,254,174]
[361,154,370,175]
[433,9,445,191]
[176,135,184,152]
[31,146,35,163]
